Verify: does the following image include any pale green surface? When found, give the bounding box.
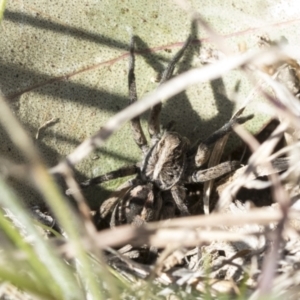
[1,0,300,208]
[0,0,6,21]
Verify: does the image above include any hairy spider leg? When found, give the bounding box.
[171,185,190,216]
[148,35,192,142]
[128,35,148,154]
[79,164,139,188]
[185,111,254,184]
[190,160,242,183]
[190,113,254,167]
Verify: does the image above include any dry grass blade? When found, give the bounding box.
[203,107,250,215]
[92,207,286,249]
[61,166,99,238]
[257,72,300,131]
[50,47,284,173]
[6,12,300,300]
[0,91,106,299]
[219,98,291,296]
[217,121,288,211]
[0,176,84,299]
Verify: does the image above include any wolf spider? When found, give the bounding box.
[84,36,253,228]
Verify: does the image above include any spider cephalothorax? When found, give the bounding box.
[142,131,189,190]
[84,35,253,228]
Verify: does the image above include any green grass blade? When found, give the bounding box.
[0,0,6,21]
[0,265,57,300]
[0,177,85,299]
[0,211,57,293]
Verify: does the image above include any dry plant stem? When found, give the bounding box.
[105,247,151,279]
[96,224,264,249]
[35,117,59,140]
[0,92,105,300]
[50,47,283,174]
[144,244,182,295]
[254,82,293,298]
[258,178,289,297]
[256,71,300,132]
[225,122,290,296]
[212,247,266,275]
[202,81,261,213]
[92,207,285,249]
[217,122,288,211]
[202,134,229,215]
[269,141,300,161]
[202,107,249,214]
[62,166,97,236]
[258,215,284,297]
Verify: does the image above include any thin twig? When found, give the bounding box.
[35,117,59,140]
[90,207,288,249]
[50,47,286,174]
[216,122,288,211]
[0,91,106,299]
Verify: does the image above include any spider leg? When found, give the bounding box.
[110,183,163,227]
[160,191,177,219]
[127,184,163,226]
[93,180,134,229]
[110,198,122,228]
[191,114,254,167]
[189,160,242,183]
[148,35,192,141]
[170,185,190,216]
[79,164,139,188]
[128,36,148,154]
